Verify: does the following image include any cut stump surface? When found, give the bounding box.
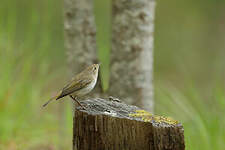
[73,97,185,150]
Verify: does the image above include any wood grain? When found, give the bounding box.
[73,98,185,150]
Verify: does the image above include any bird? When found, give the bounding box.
[42,64,100,108]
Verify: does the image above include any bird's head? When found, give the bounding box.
[92,64,100,74]
[85,64,100,77]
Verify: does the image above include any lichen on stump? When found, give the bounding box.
[73,98,185,150]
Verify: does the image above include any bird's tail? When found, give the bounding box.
[42,91,62,107]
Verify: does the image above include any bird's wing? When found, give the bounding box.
[57,78,92,99]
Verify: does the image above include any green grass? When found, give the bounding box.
[0,0,71,149]
[0,0,225,149]
[155,82,225,150]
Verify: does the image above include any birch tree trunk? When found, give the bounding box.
[110,0,156,111]
[64,0,103,97]
[64,0,155,111]
[64,0,98,79]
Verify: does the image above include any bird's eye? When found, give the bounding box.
[94,67,96,70]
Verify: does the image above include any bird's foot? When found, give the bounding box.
[70,95,86,110]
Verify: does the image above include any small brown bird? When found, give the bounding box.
[42,64,100,108]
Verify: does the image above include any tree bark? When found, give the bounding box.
[73,98,185,150]
[64,0,104,97]
[110,0,156,112]
[64,0,98,77]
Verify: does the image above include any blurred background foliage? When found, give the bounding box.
[0,0,225,149]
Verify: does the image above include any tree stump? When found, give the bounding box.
[73,97,185,150]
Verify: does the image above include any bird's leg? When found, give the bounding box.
[70,95,85,109]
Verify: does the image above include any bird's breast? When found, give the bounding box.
[73,78,97,97]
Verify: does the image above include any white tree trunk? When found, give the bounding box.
[64,0,97,74]
[64,0,156,112]
[110,0,156,111]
